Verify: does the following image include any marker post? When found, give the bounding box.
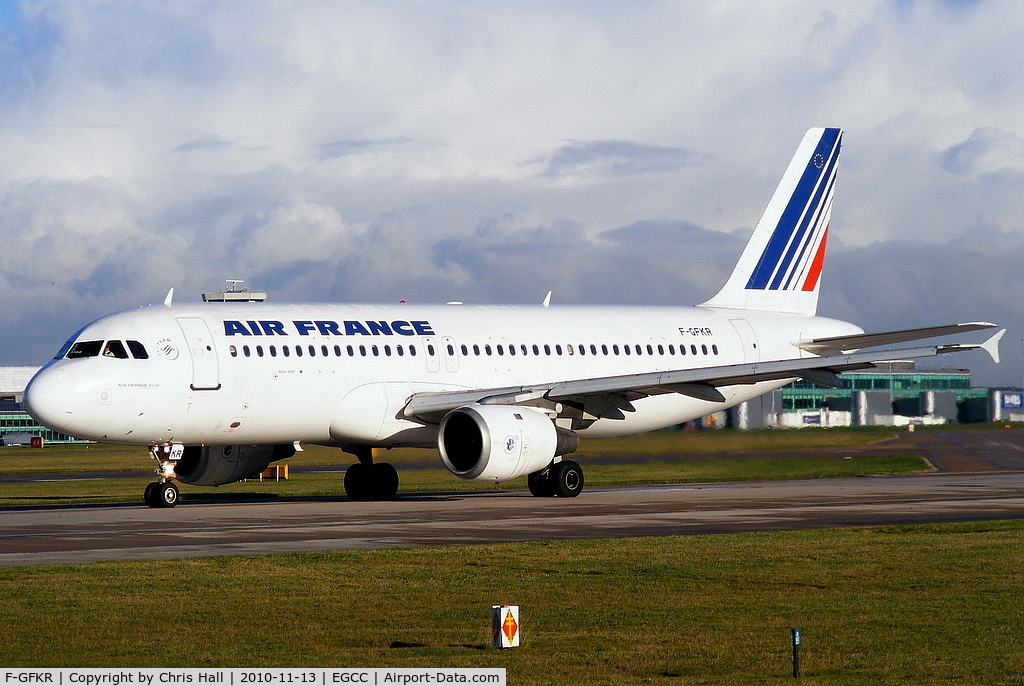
[791,628,801,678]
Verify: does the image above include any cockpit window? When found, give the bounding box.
[127,340,148,359]
[103,340,129,359]
[62,339,148,360]
[65,340,103,359]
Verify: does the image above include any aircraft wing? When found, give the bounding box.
[796,322,997,355]
[402,326,1004,424]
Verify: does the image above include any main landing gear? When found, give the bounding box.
[527,459,584,498]
[144,445,180,508]
[344,447,400,501]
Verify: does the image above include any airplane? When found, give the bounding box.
[23,127,1004,508]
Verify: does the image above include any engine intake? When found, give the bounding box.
[438,404,578,482]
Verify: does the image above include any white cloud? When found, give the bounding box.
[0,0,1021,387]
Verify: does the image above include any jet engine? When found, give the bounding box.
[438,404,578,482]
[173,444,296,486]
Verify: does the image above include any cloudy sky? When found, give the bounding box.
[1,1,1022,387]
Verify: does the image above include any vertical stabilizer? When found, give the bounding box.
[702,127,842,315]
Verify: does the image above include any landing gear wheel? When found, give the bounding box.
[344,463,373,501]
[550,460,584,498]
[144,481,179,508]
[528,469,556,497]
[343,446,400,501]
[144,481,159,507]
[371,463,399,501]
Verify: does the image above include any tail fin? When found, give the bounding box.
[702,127,842,315]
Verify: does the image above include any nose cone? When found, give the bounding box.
[24,367,78,434]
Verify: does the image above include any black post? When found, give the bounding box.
[791,628,801,678]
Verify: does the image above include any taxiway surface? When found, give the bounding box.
[4,471,1024,567]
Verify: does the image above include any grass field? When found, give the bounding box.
[3,427,1016,682]
[2,522,1024,684]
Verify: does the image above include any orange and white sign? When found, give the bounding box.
[491,605,520,648]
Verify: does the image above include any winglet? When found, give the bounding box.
[981,328,1005,364]
[163,288,174,308]
[542,291,552,308]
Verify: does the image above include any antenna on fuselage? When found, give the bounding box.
[163,288,174,307]
[202,280,267,303]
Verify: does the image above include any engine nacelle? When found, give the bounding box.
[438,404,578,482]
[173,444,296,486]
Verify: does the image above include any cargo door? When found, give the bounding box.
[177,317,221,390]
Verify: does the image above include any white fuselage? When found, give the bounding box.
[24,301,861,448]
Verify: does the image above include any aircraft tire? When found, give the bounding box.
[527,469,556,497]
[551,460,584,498]
[154,482,179,508]
[371,462,399,500]
[143,481,159,507]
[344,463,373,501]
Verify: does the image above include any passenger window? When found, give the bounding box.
[127,340,149,359]
[66,340,103,359]
[103,340,129,359]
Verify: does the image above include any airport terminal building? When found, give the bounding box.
[0,366,81,444]
[729,362,1020,429]
[0,363,1019,445]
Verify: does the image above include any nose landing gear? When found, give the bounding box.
[144,444,181,508]
[143,480,179,508]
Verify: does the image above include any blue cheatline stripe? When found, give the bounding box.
[745,128,842,290]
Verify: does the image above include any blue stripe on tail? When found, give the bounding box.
[745,128,841,290]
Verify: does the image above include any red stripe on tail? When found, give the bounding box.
[801,227,829,292]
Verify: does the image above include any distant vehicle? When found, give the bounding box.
[24,128,1003,507]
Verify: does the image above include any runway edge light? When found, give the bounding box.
[491,605,520,649]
